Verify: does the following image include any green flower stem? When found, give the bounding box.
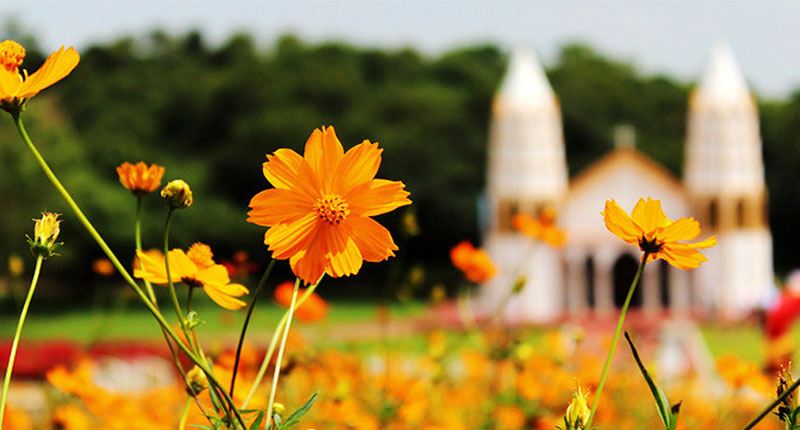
[585,251,649,430]
[243,275,323,408]
[178,397,192,430]
[230,259,276,397]
[742,376,800,430]
[162,208,187,330]
[265,278,299,426]
[135,196,157,304]
[10,113,245,429]
[0,255,43,430]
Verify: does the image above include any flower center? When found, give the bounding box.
[313,194,350,225]
[187,243,215,269]
[638,236,663,254]
[0,40,25,73]
[181,276,203,288]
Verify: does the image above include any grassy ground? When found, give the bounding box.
[0,295,426,344]
[0,294,790,364]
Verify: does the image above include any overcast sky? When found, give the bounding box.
[6,1,800,98]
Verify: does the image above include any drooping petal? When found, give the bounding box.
[17,46,80,99]
[348,216,399,262]
[631,198,671,232]
[346,179,411,217]
[657,217,701,242]
[0,68,22,100]
[264,213,321,259]
[322,223,363,277]
[303,126,344,192]
[262,148,321,199]
[203,284,247,310]
[692,235,717,249]
[658,243,708,270]
[332,140,383,194]
[602,200,642,245]
[247,187,314,227]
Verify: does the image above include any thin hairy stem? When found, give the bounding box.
[242,275,323,408]
[0,256,43,430]
[230,259,276,397]
[265,278,299,425]
[135,196,157,304]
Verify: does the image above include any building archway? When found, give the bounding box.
[613,254,642,308]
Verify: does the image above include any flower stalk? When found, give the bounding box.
[0,255,43,430]
[265,278,300,425]
[585,251,649,429]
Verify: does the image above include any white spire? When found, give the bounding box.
[696,42,750,106]
[495,47,555,113]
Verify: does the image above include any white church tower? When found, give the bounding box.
[481,47,568,322]
[684,43,774,318]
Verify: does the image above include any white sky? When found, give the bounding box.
[6,0,800,98]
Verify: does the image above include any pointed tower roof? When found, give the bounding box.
[494,47,555,113]
[696,42,751,106]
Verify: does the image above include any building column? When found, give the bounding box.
[642,260,660,317]
[594,249,616,317]
[670,267,691,317]
[565,248,587,316]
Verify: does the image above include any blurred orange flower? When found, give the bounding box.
[450,241,497,283]
[274,281,328,322]
[133,246,249,310]
[116,162,165,196]
[247,126,411,284]
[0,40,79,109]
[52,404,92,430]
[602,197,716,269]
[92,258,115,276]
[512,208,567,248]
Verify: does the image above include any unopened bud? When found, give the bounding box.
[161,180,193,209]
[565,384,591,429]
[273,402,285,416]
[185,311,201,331]
[511,276,526,294]
[186,366,208,394]
[27,212,63,259]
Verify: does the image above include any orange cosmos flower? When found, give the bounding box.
[602,197,717,269]
[450,241,497,283]
[512,208,567,248]
[133,244,249,310]
[274,281,329,322]
[116,161,165,196]
[0,40,79,111]
[92,258,115,276]
[247,126,411,285]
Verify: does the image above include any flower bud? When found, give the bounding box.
[777,365,798,422]
[27,212,63,259]
[511,276,527,294]
[161,180,193,209]
[273,402,285,416]
[565,384,591,430]
[186,366,208,394]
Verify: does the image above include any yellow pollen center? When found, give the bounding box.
[0,40,25,73]
[313,194,350,225]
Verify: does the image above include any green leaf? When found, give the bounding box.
[248,411,265,430]
[277,392,319,430]
[188,425,212,430]
[625,332,674,429]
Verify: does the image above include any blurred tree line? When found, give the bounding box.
[1,28,799,302]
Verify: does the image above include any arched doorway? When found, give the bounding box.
[585,256,595,308]
[613,254,642,308]
[659,260,670,308]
